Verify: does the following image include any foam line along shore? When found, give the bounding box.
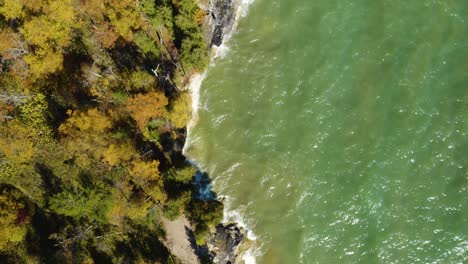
[183,0,260,263]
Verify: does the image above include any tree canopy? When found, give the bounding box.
[0,0,222,262]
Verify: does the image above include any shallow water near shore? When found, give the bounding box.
[186,0,468,263]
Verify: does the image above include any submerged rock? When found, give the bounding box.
[207,223,246,264]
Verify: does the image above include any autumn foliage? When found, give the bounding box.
[127,91,169,132]
[0,0,221,262]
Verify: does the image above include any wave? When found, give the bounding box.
[183,1,261,263]
[221,195,264,264]
[184,72,206,139]
[214,0,256,59]
[184,0,256,148]
[243,247,260,264]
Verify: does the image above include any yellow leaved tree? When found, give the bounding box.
[0,120,35,165]
[20,0,75,77]
[0,190,28,252]
[105,0,143,41]
[130,160,166,203]
[168,91,192,128]
[126,91,168,133]
[59,108,112,135]
[130,160,161,187]
[59,108,113,168]
[0,0,23,20]
[59,108,137,169]
[103,143,135,167]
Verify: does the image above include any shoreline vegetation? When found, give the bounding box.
[0,0,246,263]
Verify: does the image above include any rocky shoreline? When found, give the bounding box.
[201,0,237,47]
[183,1,250,263]
[206,223,248,264]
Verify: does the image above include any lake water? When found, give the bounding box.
[186,0,468,263]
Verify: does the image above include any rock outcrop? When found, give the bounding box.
[206,223,246,264]
[193,1,249,263]
[201,0,237,47]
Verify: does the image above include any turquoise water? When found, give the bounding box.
[186,0,468,263]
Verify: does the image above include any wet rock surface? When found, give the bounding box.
[207,223,246,264]
[193,1,248,263]
[202,0,237,47]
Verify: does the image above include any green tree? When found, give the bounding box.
[187,200,224,245]
[173,0,209,70]
[163,189,192,220]
[49,188,110,223]
[166,166,196,184]
[128,70,156,92]
[134,31,161,59]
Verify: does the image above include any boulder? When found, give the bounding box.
[207,223,245,264]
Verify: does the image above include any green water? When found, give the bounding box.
[186,0,468,263]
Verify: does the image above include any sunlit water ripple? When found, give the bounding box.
[186,0,468,263]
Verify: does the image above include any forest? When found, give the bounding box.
[0,0,222,263]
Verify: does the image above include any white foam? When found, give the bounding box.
[183,72,207,155]
[222,195,263,264]
[184,0,256,153]
[184,0,260,262]
[242,247,258,264]
[222,196,257,240]
[214,0,256,59]
[239,0,256,17]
